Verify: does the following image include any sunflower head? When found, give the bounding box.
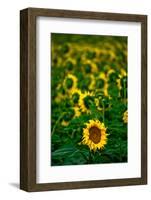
[64,58,76,71]
[60,43,70,54]
[73,106,81,118]
[83,60,98,73]
[79,91,94,113]
[108,70,119,83]
[88,74,96,90]
[71,88,82,105]
[123,110,128,123]
[82,119,107,151]
[64,74,78,92]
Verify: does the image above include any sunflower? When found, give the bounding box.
[123,110,128,123]
[82,119,107,151]
[64,58,76,71]
[88,74,96,90]
[120,68,127,77]
[83,60,98,73]
[73,106,81,117]
[61,107,81,126]
[61,120,69,126]
[70,88,82,105]
[79,91,93,113]
[63,74,78,92]
[95,98,102,111]
[96,72,109,97]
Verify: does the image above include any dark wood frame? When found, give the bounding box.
[20,7,147,192]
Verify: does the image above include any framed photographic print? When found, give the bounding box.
[20,8,147,191]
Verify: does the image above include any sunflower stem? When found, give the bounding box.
[51,112,65,135]
[123,79,127,105]
[102,102,105,123]
[88,150,93,163]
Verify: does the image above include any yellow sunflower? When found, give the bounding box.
[88,74,96,90]
[83,60,98,73]
[79,91,93,113]
[120,68,127,77]
[123,110,128,123]
[73,106,81,117]
[96,72,109,97]
[70,88,82,105]
[64,58,76,71]
[95,98,102,111]
[61,120,69,126]
[63,74,78,92]
[82,119,107,151]
[61,107,81,126]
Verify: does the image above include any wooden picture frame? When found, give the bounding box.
[20,7,147,192]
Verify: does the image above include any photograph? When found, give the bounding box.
[51,33,128,166]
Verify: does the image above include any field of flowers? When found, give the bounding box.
[51,33,128,166]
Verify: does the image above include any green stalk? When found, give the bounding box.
[51,112,65,135]
[102,101,105,123]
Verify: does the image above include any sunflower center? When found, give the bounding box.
[89,126,101,144]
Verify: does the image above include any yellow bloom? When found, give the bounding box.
[64,58,76,70]
[82,120,107,151]
[123,110,128,123]
[96,72,109,97]
[120,68,127,77]
[107,69,115,78]
[89,74,96,90]
[83,60,98,73]
[61,120,69,126]
[63,74,78,92]
[73,106,81,117]
[95,98,102,111]
[116,78,122,90]
[70,88,82,104]
[79,91,93,113]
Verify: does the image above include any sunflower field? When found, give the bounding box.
[51,33,128,166]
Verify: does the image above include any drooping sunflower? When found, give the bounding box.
[63,74,78,92]
[64,58,76,71]
[82,119,107,151]
[83,60,98,73]
[96,72,108,97]
[70,88,82,105]
[123,110,128,123]
[88,74,96,90]
[79,91,93,113]
[61,107,81,126]
[73,106,81,117]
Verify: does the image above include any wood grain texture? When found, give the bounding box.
[20,8,147,192]
[20,8,36,191]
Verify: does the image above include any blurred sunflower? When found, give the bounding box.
[96,72,108,96]
[120,68,127,77]
[79,91,93,113]
[83,60,98,73]
[63,74,78,92]
[71,88,82,105]
[123,110,128,123]
[88,74,96,90]
[95,98,102,111]
[64,58,76,71]
[81,119,107,151]
[73,106,81,117]
[61,107,81,126]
